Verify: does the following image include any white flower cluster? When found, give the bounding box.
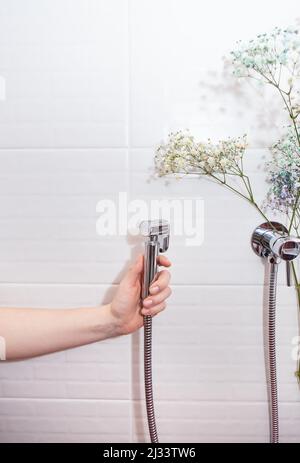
[231,26,300,80]
[155,131,248,177]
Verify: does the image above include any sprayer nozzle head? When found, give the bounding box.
[139,220,170,237]
[139,220,170,252]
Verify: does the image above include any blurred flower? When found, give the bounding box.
[265,127,300,213]
[231,26,300,96]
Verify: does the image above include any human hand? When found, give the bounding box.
[109,254,172,335]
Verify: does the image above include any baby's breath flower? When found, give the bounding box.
[265,127,300,213]
[231,26,300,92]
[154,131,248,177]
[156,24,300,241]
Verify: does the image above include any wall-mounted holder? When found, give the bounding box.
[251,221,300,443]
[251,221,300,286]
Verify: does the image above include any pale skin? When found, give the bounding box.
[0,254,171,360]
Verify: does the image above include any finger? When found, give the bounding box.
[157,255,171,267]
[141,301,166,317]
[143,286,172,307]
[150,270,171,293]
[125,254,144,285]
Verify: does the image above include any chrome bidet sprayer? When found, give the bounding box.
[251,222,300,443]
[139,219,170,443]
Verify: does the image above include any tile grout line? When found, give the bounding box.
[0,283,292,288]
[0,147,271,151]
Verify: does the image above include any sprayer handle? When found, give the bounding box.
[142,241,158,300]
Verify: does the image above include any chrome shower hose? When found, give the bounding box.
[144,314,159,443]
[268,259,279,443]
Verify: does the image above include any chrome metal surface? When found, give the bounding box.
[140,219,170,253]
[251,221,300,262]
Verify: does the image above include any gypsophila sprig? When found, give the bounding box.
[231,27,300,91]
[230,24,300,233]
[154,24,300,381]
[231,25,300,378]
[154,131,271,213]
[155,131,248,177]
[265,126,300,215]
[154,23,300,379]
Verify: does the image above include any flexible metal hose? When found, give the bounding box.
[268,259,279,443]
[144,314,159,443]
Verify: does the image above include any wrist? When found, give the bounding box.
[99,303,123,338]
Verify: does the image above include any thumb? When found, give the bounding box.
[125,254,144,285]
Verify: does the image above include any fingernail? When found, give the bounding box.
[143,299,152,307]
[150,286,159,294]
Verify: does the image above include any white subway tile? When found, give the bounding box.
[0,0,128,147]
[0,398,130,442]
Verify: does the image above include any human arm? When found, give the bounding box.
[0,254,171,360]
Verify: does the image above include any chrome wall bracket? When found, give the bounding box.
[251,221,300,286]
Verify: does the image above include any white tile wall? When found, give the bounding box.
[0,0,300,443]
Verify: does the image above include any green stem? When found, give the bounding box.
[235,163,254,201]
[262,79,300,233]
[251,201,273,226]
[289,189,300,234]
[208,171,274,228]
[189,155,275,227]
